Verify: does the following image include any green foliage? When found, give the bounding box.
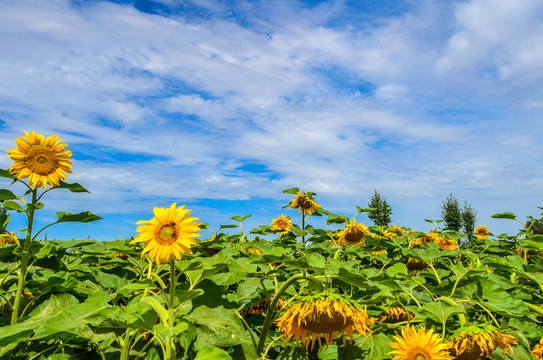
[0,168,542,359]
[367,190,392,227]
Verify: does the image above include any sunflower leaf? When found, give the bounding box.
[0,169,16,180]
[281,187,299,194]
[490,212,517,220]
[55,211,103,223]
[2,200,23,212]
[194,346,233,360]
[55,181,90,193]
[0,189,18,201]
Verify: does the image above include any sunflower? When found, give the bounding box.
[7,131,73,189]
[113,253,128,260]
[532,338,543,360]
[337,218,370,246]
[271,214,293,235]
[0,231,19,245]
[448,328,517,360]
[434,237,458,250]
[389,225,405,236]
[275,294,372,351]
[474,225,490,240]
[389,325,452,360]
[130,203,201,265]
[380,306,415,324]
[406,258,431,272]
[370,249,388,256]
[240,295,286,317]
[290,192,320,215]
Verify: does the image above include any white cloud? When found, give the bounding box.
[0,0,542,240]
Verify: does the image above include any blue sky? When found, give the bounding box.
[1,0,543,241]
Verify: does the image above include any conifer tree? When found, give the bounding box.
[367,190,392,226]
[441,193,462,231]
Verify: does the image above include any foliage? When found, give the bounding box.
[367,190,392,227]
[0,134,542,359]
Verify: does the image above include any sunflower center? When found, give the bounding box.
[408,347,431,360]
[156,223,178,245]
[276,219,287,229]
[345,227,364,243]
[302,308,351,333]
[26,145,59,175]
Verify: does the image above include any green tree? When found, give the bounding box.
[461,201,477,241]
[441,193,462,231]
[367,190,392,226]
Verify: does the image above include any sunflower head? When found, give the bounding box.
[7,131,73,189]
[337,218,370,246]
[289,192,320,215]
[275,293,372,351]
[380,306,415,324]
[448,327,517,360]
[240,295,286,317]
[389,225,405,236]
[532,338,543,360]
[0,231,19,245]
[271,214,293,235]
[113,253,128,260]
[406,258,431,272]
[130,203,201,265]
[434,236,458,250]
[474,225,490,240]
[389,325,452,360]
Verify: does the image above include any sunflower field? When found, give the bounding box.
[0,132,543,360]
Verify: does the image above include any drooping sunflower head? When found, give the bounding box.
[380,306,415,324]
[337,218,370,246]
[271,214,293,235]
[474,225,490,240]
[532,338,543,360]
[7,131,73,189]
[275,293,372,351]
[434,236,458,250]
[447,327,517,360]
[389,325,452,360]
[289,192,320,215]
[130,203,201,265]
[389,225,405,236]
[406,258,431,272]
[240,295,286,317]
[0,231,19,245]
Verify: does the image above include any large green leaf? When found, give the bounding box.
[185,306,248,349]
[194,346,232,360]
[420,301,465,324]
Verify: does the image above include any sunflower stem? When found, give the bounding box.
[255,273,324,356]
[165,259,177,360]
[301,212,306,244]
[11,188,37,325]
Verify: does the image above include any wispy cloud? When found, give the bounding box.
[1,0,542,240]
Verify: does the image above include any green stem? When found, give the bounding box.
[165,259,177,360]
[302,212,306,244]
[11,188,37,325]
[255,273,323,356]
[236,312,259,354]
[428,263,441,284]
